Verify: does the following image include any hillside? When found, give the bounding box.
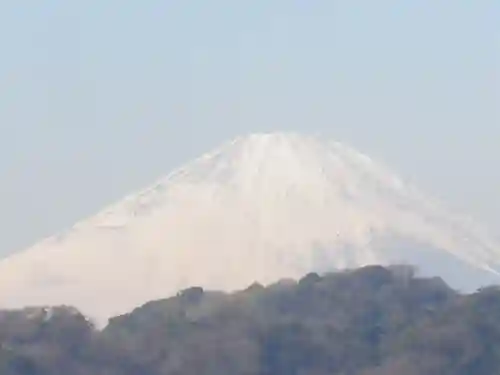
[2,265,500,375]
[1,133,500,324]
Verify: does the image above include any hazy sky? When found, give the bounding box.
[1,1,499,256]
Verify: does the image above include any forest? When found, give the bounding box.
[2,264,500,375]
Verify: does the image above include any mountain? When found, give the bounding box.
[1,132,499,324]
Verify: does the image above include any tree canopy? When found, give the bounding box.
[2,265,500,375]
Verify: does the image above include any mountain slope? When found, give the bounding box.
[1,132,499,323]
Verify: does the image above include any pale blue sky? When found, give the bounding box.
[1,1,499,256]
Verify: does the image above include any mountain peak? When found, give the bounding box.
[1,132,500,324]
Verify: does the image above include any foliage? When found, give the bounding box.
[1,265,500,374]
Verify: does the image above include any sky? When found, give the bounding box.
[0,1,499,256]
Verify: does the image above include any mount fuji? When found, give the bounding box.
[1,132,500,324]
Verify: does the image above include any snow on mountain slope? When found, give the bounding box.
[1,132,500,324]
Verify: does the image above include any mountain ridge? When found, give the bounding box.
[1,132,499,324]
[3,265,500,375]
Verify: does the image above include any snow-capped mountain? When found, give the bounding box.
[1,132,500,324]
